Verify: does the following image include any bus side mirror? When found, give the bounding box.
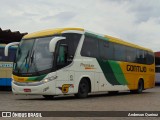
[49,37,66,53]
[5,42,19,56]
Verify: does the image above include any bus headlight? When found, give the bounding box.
[12,75,58,86]
[41,75,58,84]
[42,79,49,83]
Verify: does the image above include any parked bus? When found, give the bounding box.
[4,28,155,99]
[155,65,160,84]
[155,52,160,84]
[0,44,17,87]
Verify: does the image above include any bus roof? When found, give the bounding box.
[23,28,84,39]
[23,28,152,52]
[85,31,152,52]
[104,35,152,52]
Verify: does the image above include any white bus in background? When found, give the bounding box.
[155,51,160,85]
[155,65,160,84]
[0,44,17,88]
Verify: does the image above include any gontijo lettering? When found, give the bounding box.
[127,65,147,72]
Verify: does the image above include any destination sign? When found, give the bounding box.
[0,63,13,68]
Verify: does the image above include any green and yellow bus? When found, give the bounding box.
[5,28,155,99]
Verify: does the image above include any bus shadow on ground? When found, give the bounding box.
[0,86,11,91]
[16,91,151,101]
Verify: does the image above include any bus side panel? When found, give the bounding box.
[74,58,130,93]
[120,62,155,90]
[0,66,13,87]
[74,71,95,93]
[55,80,75,95]
[0,78,6,86]
[0,78,12,86]
[96,59,129,91]
[0,69,7,86]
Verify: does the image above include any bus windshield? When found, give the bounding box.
[13,36,54,75]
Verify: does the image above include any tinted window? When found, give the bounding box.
[8,48,17,62]
[99,40,114,60]
[136,50,145,64]
[56,39,68,69]
[81,34,154,65]
[81,35,99,58]
[114,44,126,61]
[156,67,160,73]
[56,33,82,70]
[57,44,68,66]
[126,47,137,62]
[0,48,4,61]
[146,52,154,64]
[0,47,16,62]
[62,33,81,57]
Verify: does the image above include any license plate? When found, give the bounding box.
[24,88,31,92]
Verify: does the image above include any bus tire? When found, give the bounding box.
[130,79,144,94]
[75,79,89,98]
[43,95,54,99]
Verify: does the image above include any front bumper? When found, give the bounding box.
[12,81,56,95]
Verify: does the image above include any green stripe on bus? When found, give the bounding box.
[85,32,97,38]
[97,59,121,85]
[27,74,47,81]
[85,32,109,41]
[108,60,128,85]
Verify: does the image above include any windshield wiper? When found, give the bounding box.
[28,50,40,75]
[18,50,30,73]
[14,48,21,73]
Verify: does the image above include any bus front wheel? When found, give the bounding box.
[75,79,89,98]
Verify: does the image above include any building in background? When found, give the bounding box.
[0,28,27,90]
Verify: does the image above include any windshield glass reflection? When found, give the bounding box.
[13,36,54,75]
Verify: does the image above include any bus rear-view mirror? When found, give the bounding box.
[4,42,19,56]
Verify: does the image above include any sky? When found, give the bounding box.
[0,0,160,51]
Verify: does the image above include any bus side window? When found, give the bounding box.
[81,35,99,58]
[146,52,154,65]
[0,48,3,61]
[8,48,17,62]
[136,50,145,64]
[126,47,137,62]
[99,40,114,60]
[56,33,82,70]
[114,44,126,61]
[56,39,69,70]
[62,33,81,62]
[57,44,68,65]
[0,47,7,61]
